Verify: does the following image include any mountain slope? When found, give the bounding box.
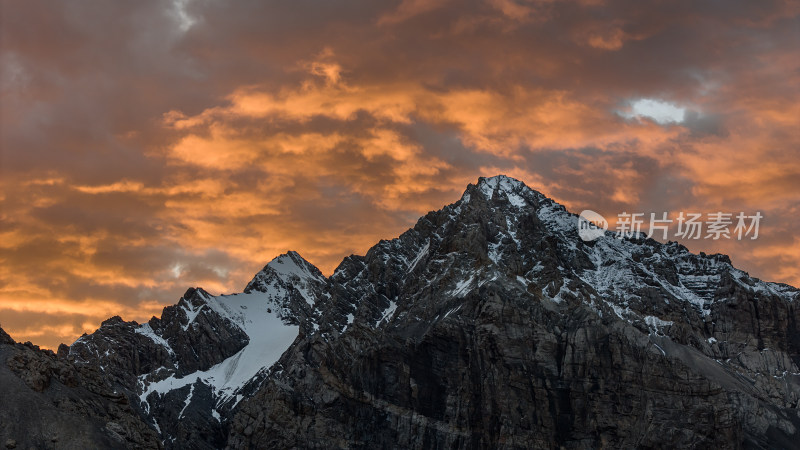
[66,253,325,448]
[0,327,162,449]
[227,175,800,449]
[54,175,800,448]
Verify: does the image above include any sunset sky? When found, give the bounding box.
[1,0,799,349]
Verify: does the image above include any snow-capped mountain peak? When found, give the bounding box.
[244,250,325,307]
[476,174,525,198]
[137,289,299,414]
[62,175,800,449]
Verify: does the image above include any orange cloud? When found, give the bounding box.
[378,0,451,25]
[1,0,798,351]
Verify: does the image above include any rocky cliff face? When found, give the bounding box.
[225,176,800,449]
[0,328,162,449]
[65,254,321,449]
[7,175,800,449]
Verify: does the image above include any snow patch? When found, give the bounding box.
[643,315,673,335]
[488,241,502,264]
[450,275,475,298]
[442,304,462,319]
[135,323,175,356]
[477,175,525,203]
[181,302,205,331]
[139,291,299,409]
[378,301,398,325]
[407,240,430,273]
[178,383,195,418]
[547,278,576,304]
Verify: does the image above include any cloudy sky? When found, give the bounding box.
[1,0,798,349]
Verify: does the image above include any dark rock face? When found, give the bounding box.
[0,328,13,345]
[59,254,321,449]
[9,175,800,449]
[0,330,162,449]
[229,304,743,449]
[65,287,253,449]
[69,288,250,386]
[227,176,800,449]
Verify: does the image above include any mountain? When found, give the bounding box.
[3,175,800,449]
[64,252,325,448]
[0,328,161,449]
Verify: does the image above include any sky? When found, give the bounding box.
[1,0,799,349]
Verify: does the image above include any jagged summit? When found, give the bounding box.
[47,175,800,449]
[243,250,325,309]
[461,174,541,206]
[245,251,322,291]
[474,174,532,200]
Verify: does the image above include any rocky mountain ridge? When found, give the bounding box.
[4,175,800,449]
[0,328,162,449]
